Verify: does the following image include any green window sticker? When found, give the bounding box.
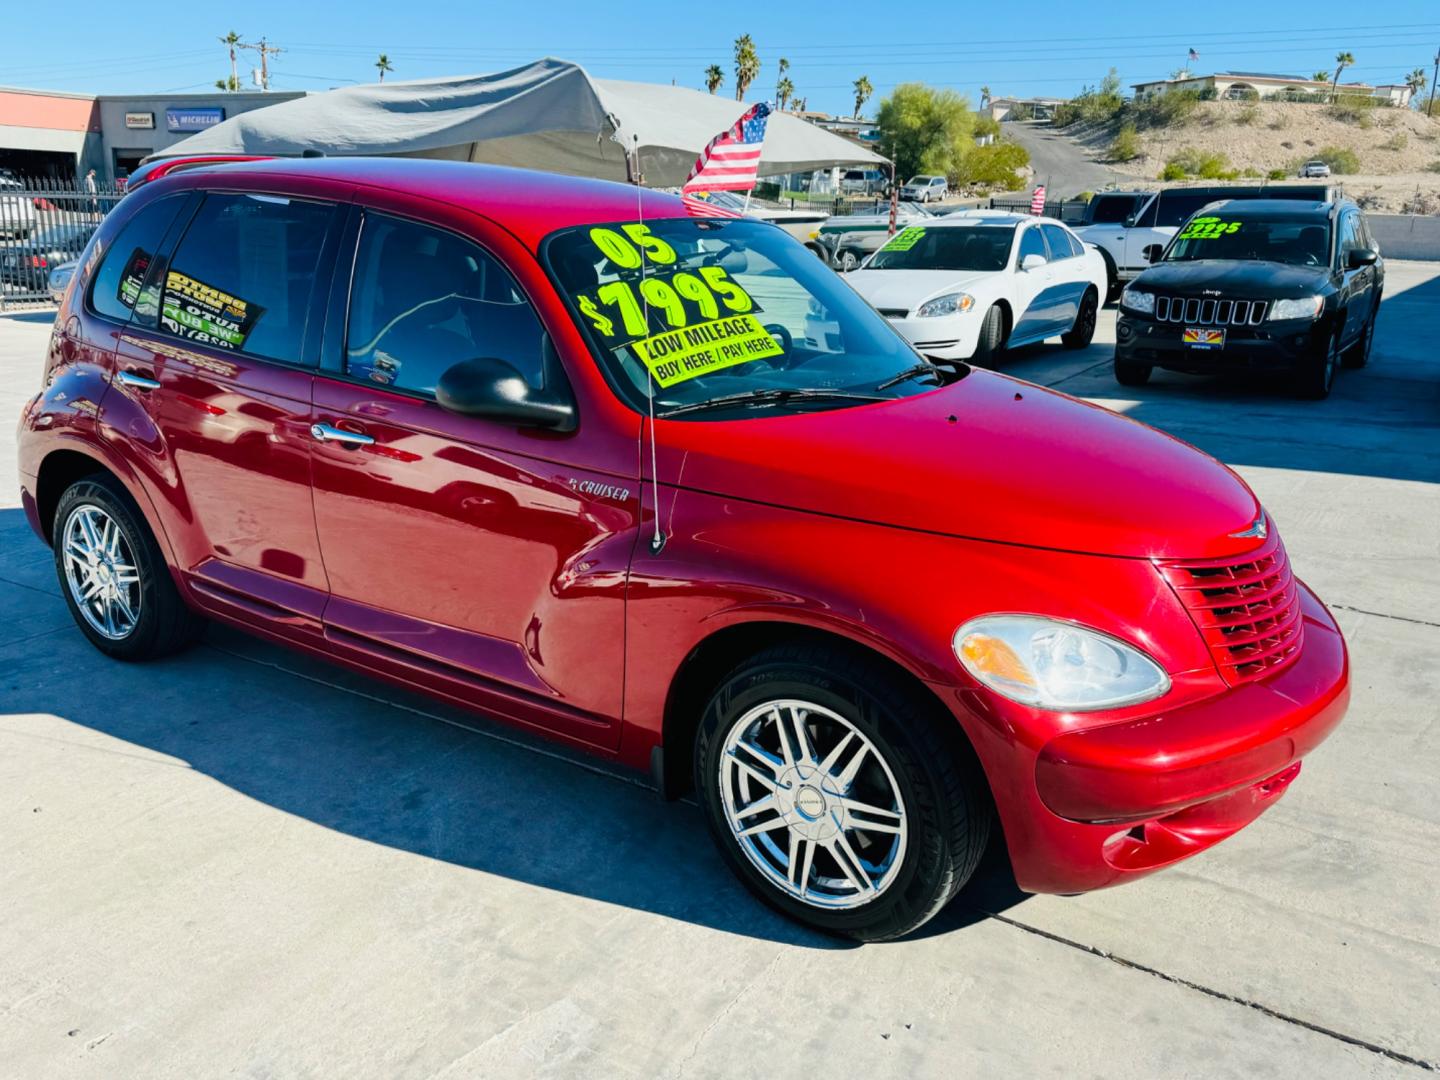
[881,227,926,252]
[1178,216,1242,241]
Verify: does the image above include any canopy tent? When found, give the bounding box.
[153,58,888,188]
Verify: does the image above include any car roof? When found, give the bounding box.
[1202,198,1336,218]
[148,157,696,249]
[931,210,1058,227]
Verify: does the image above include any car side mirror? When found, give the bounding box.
[1347,246,1378,268]
[1020,253,1047,271]
[1143,244,1164,263]
[1123,215,1137,228]
[436,356,576,432]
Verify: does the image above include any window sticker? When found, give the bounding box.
[631,314,784,388]
[574,265,760,348]
[1178,216,1242,240]
[161,270,264,350]
[588,223,677,268]
[881,227,926,252]
[116,247,152,309]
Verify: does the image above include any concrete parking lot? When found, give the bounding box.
[2,263,1438,1078]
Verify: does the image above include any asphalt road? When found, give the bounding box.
[2,264,1438,1078]
[1003,120,1132,197]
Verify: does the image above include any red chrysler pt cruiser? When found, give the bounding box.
[17,159,1349,940]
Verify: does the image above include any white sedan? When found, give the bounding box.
[817,210,1108,365]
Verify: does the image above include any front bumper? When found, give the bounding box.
[883,311,982,361]
[965,581,1348,894]
[1116,312,1321,373]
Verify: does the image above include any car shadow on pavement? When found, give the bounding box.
[0,510,1028,946]
[0,309,59,324]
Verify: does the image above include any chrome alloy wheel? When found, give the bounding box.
[61,504,141,641]
[719,699,908,909]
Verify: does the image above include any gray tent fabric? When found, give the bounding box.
[154,57,887,187]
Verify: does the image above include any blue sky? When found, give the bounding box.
[4,0,1438,116]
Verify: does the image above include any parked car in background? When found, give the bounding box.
[679,189,831,258]
[816,201,936,270]
[1077,190,1147,228]
[900,175,949,203]
[1298,160,1331,178]
[1116,198,1382,399]
[840,168,889,196]
[19,158,1350,942]
[0,222,99,289]
[0,174,39,240]
[1076,183,1335,302]
[819,211,1106,365]
[47,259,79,304]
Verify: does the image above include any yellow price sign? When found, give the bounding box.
[631,314,783,388]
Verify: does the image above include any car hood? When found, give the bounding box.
[654,369,1261,560]
[1134,260,1332,298]
[844,269,995,310]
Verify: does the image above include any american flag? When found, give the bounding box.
[1188,48,1200,62]
[1030,185,1047,215]
[683,102,771,193]
[681,193,743,218]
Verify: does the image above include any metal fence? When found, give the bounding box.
[987,195,1090,223]
[0,175,125,308]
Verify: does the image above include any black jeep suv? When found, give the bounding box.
[1113,198,1382,399]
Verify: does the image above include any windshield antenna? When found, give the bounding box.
[635,135,666,556]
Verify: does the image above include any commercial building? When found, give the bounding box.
[0,87,302,181]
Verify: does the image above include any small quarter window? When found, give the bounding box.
[88,195,186,324]
[345,214,547,396]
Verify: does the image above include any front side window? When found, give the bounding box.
[866,224,1014,272]
[544,217,939,420]
[88,194,186,324]
[1018,226,1047,264]
[1337,212,1361,258]
[1040,224,1075,261]
[346,214,546,396]
[1090,196,1136,225]
[1165,215,1331,267]
[161,192,333,360]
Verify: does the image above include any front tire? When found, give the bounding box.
[1342,303,1377,369]
[53,474,203,660]
[1114,355,1152,386]
[837,247,863,272]
[1299,327,1340,400]
[971,305,1007,367]
[1062,288,1098,349]
[695,644,992,941]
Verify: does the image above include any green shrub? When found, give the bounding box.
[1108,123,1141,162]
[1426,160,1440,173]
[1313,146,1362,174]
[1159,162,1187,181]
[1382,132,1408,151]
[1267,167,1289,180]
[954,140,1030,190]
[1235,105,1259,126]
[1241,167,1262,177]
[1128,88,1205,129]
[1329,96,1378,127]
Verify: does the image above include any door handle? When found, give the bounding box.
[116,370,161,391]
[310,422,375,447]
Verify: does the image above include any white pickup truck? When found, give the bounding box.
[1075,183,1334,302]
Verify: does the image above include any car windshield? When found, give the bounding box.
[1165,215,1330,267]
[907,176,935,185]
[865,224,1015,271]
[544,217,943,420]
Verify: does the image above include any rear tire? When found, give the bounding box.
[1114,356,1152,386]
[1100,253,1120,306]
[52,474,203,661]
[971,305,1007,367]
[695,644,992,942]
[1062,288,1098,349]
[837,247,863,272]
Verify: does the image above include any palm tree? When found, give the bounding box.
[852,75,873,119]
[980,84,992,109]
[704,64,724,95]
[1405,66,1428,104]
[218,31,242,92]
[1312,71,1332,84]
[776,76,795,111]
[793,96,807,113]
[376,54,394,83]
[775,56,789,102]
[1330,51,1355,102]
[733,35,759,101]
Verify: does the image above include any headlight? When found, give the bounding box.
[50,269,73,287]
[1269,296,1324,321]
[953,615,1171,711]
[1119,287,1154,315]
[916,292,974,318]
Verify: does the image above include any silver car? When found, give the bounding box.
[1298,160,1332,178]
[900,175,949,203]
[47,259,79,303]
[0,175,38,239]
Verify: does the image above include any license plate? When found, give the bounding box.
[1183,327,1225,349]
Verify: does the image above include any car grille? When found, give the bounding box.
[1153,295,1269,326]
[1157,532,1304,686]
[877,308,910,319]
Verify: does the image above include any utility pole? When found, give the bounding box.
[1429,46,1439,117]
[239,37,283,91]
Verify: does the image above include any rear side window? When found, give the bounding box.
[88,195,186,323]
[160,192,334,360]
[1090,196,1135,225]
[345,213,546,396]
